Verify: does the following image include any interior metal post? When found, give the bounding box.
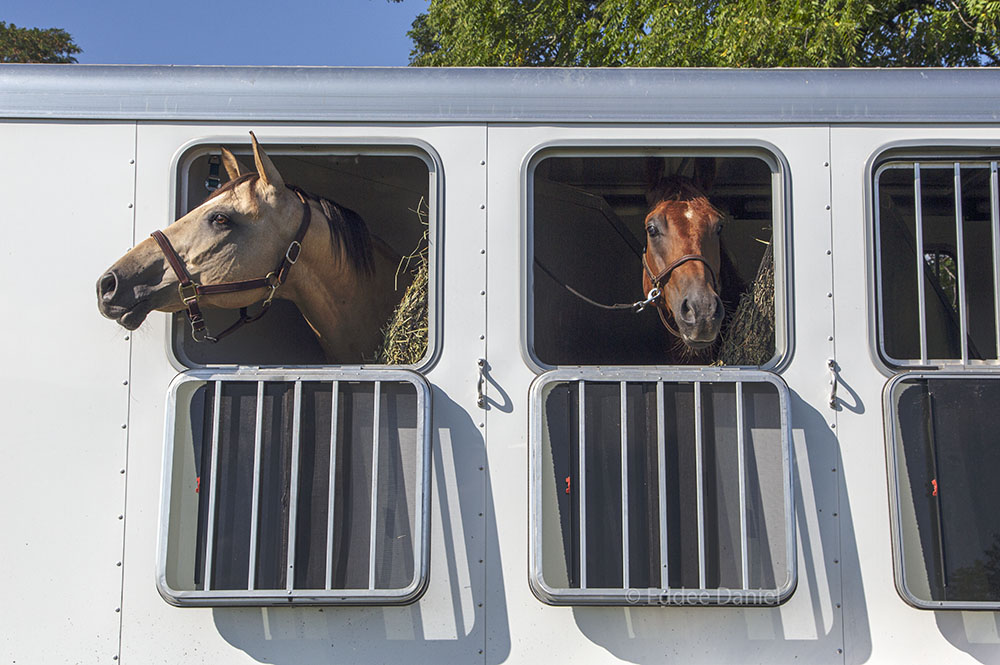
[657,381,668,588]
[737,382,748,589]
[368,381,382,590]
[991,162,1000,360]
[915,163,928,364]
[578,381,587,590]
[247,380,265,590]
[286,381,303,593]
[694,381,705,589]
[326,381,339,590]
[620,381,630,589]
[954,163,969,364]
[202,380,223,591]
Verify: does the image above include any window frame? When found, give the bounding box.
[883,371,1000,610]
[528,366,796,607]
[520,140,792,373]
[156,367,433,607]
[869,144,1000,373]
[165,137,442,372]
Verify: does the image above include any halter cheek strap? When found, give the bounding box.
[151,184,312,343]
[642,252,719,338]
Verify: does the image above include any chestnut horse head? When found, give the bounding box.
[642,170,725,351]
[97,132,404,363]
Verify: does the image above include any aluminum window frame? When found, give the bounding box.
[874,156,1000,368]
[165,136,442,372]
[883,371,1000,610]
[156,367,432,607]
[528,366,796,607]
[520,141,791,373]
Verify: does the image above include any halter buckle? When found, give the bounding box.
[178,282,200,305]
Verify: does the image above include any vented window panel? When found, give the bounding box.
[158,370,430,606]
[530,368,794,606]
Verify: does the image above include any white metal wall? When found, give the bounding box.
[0,122,135,663]
[484,125,844,664]
[118,123,489,663]
[7,117,1000,664]
[831,126,1000,664]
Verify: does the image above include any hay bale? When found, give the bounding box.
[376,206,429,365]
[718,242,775,366]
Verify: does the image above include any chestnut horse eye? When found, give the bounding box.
[714,222,724,236]
[646,224,659,237]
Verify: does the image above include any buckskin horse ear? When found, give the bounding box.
[220,146,247,180]
[249,131,285,190]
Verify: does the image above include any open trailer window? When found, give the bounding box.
[529,151,782,368]
[172,144,434,368]
[875,159,1000,366]
[529,368,794,606]
[158,370,431,606]
[885,374,1000,609]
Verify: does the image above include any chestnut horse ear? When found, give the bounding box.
[220,147,247,180]
[249,131,285,190]
[645,157,666,207]
[693,157,716,194]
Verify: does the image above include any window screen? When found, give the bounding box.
[886,373,1000,609]
[875,160,1000,366]
[530,368,794,606]
[173,146,433,368]
[158,370,430,606]
[530,153,779,367]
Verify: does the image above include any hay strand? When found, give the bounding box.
[376,202,429,365]
[718,241,775,366]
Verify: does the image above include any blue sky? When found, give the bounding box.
[4,0,426,66]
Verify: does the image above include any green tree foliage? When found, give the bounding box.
[405,1,1000,67]
[0,21,81,64]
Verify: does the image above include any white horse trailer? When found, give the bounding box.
[4,65,1000,664]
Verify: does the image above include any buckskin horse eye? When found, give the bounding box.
[211,212,230,225]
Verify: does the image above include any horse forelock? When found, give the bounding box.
[648,175,723,220]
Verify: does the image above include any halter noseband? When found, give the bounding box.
[641,251,719,339]
[150,185,312,343]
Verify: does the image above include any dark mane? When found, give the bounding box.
[291,187,375,278]
[203,175,375,277]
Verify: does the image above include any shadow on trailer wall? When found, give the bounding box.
[532,155,774,367]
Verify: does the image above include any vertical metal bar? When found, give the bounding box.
[657,382,668,589]
[286,381,303,593]
[737,382,748,589]
[247,380,265,591]
[915,163,928,364]
[578,381,587,590]
[368,381,382,590]
[620,381,630,589]
[325,381,339,590]
[694,381,706,589]
[955,163,969,364]
[991,162,1000,360]
[202,380,223,591]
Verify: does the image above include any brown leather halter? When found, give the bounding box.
[150,185,312,342]
[642,251,719,339]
